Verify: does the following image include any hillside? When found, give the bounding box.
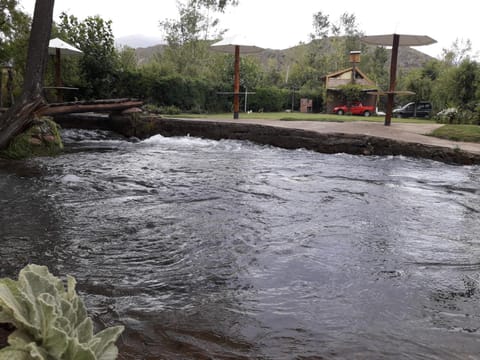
[132,37,434,73]
[134,44,166,65]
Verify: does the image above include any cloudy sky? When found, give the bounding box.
[19,0,478,59]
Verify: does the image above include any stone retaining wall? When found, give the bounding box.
[54,113,480,166]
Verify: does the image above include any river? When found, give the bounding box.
[1,129,480,359]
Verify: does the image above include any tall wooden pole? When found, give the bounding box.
[385,34,400,126]
[55,48,63,102]
[233,45,240,119]
[0,69,3,108]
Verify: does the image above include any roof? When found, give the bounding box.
[322,67,377,88]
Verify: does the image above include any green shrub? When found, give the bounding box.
[0,264,124,360]
[247,87,289,112]
[435,108,480,125]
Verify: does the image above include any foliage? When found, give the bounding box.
[0,264,124,359]
[309,11,363,73]
[57,13,119,99]
[143,104,181,115]
[395,37,480,125]
[247,87,289,112]
[360,46,389,89]
[0,0,19,41]
[434,108,458,123]
[450,59,479,108]
[435,108,480,125]
[441,38,473,66]
[336,84,365,104]
[117,46,137,72]
[158,0,228,77]
[0,0,30,59]
[220,54,262,90]
[401,68,433,103]
[0,0,31,100]
[196,0,238,11]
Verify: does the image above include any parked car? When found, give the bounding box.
[333,102,375,117]
[393,101,432,118]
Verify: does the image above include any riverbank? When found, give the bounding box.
[54,113,480,165]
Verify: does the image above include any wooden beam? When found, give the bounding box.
[36,100,144,116]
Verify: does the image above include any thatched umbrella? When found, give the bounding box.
[361,34,436,125]
[48,38,83,101]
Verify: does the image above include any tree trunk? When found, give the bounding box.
[0,0,55,150]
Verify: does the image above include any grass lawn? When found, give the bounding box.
[167,112,433,124]
[429,124,480,143]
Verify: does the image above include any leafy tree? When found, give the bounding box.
[0,0,29,54]
[329,13,364,70]
[262,59,284,87]
[337,83,364,106]
[117,45,138,72]
[0,0,30,99]
[58,13,119,99]
[158,0,236,77]
[451,59,479,109]
[401,68,433,103]
[430,63,456,109]
[0,0,55,150]
[247,86,288,112]
[297,11,364,91]
[361,46,389,89]
[310,11,330,40]
[441,38,473,66]
[221,54,261,90]
[200,0,238,10]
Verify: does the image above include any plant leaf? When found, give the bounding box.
[0,279,38,333]
[0,347,31,360]
[25,341,49,360]
[89,326,124,358]
[74,317,94,344]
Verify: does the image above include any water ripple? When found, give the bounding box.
[1,130,480,359]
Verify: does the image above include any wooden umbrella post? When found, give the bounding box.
[233,45,240,119]
[385,34,400,126]
[55,48,63,102]
[361,33,436,126]
[211,35,264,120]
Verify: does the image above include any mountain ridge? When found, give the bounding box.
[120,36,434,73]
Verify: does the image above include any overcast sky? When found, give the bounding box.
[19,0,479,59]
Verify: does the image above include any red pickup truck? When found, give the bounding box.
[333,102,375,117]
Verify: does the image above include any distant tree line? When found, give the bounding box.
[1,0,479,122]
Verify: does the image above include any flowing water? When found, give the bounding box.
[1,129,480,359]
